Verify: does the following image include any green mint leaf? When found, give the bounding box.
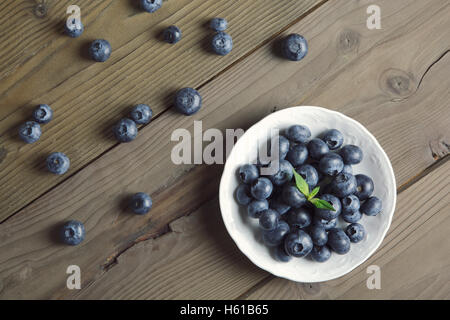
[310,198,336,211]
[308,186,320,200]
[293,169,309,196]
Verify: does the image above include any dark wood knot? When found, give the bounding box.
[379,68,416,99]
[34,3,48,18]
[337,29,360,54]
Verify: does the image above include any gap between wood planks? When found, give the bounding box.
[0,0,329,225]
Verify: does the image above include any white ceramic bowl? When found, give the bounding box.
[219,106,396,282]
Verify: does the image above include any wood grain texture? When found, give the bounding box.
[0,0,449,299]
[0,0,322,220]
[245,160,450,300]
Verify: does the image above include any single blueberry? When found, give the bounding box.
[313,216,337,230]
[327,228,351,254]
[310,245,331,263]
[284,229,313,257]
[342,210,362,223]
[307,138,329,160]
[211,32,233,56]
[89,39,111,62]
[64,18,84,38]
[281,34,308,61]
[274,244,292,262]
[130,192,153,215]
[239,164,259,184]
[163,25,182,44]
[295,164,319,189]
[32,104,53,124]
[319,152,344,176]
[340,145,363,165]
[354,174,374,200]
[262,221,290,247]
[250,177,273,200]
[269,196,291,215]
[46,152,70,175]
[342,164,353,175]
[345,223,365,243]
[308,224,328,246]
[236,184,252,206]
[210,18,228,32]
[18,121,41,144]
[174,87,202,115]
[286,124,311,144]
[247,199,269,218]
[329,172,357,198]
[361,196,382,216]
[282,185,307,208]
[322,129,344,150]
[341,194,360,214]
[259,209,280,231]
[140,0,162,13]
[286,144,308,167]
[269,160,293,186]
[287,206,312,229]
[130,104,152,124]
[61,220,85,245]
[314,194,341,220]
[113,118,138,142]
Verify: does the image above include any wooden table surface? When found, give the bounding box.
[0,0,449,300]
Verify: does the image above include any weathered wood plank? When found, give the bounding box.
[245,160,450,300]
[1,0,449,299]
[0,0,322,220]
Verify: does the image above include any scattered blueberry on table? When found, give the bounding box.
[234,124,383,263]
[130,192,153,215]
[141,0,163,13]
[89,39,111,62]
[211,32,233,56]
[32,104,53,124]
[19,121,41,144]
[174,87,202,115]
[47,152,70,175]
[64,18,84,38]
[130,104,153,125]
[210,18,228,32]
[163,25,182,44]
[113,118,138,142]
[61,220,85,245]
[281,33,308,61]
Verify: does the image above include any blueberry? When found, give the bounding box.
[130,104,152,124]
[64,18,84,38]
[310,245,331,262]
[46,152,70,175]
[211,32,233,56]
[322,129,344,150]
[354,174,374,200]
[61,220,85,245]
[262,221,290,246]
[284,229,313,257]
[32,104,53,124]
[340,145,363,165]
[361,196,382,216]
[327,228,351,254]
[329,172,357,198]
[130,192,153,215]
[319,152,344,176]
[140,0,162,13]
[342,164,353,175]
[113,118,138,142]
[239,164,259,184]
[341,194,360,214]
[274,244,292,262]
[250,177,273,200]
[89,39,111,62]
[282,185,307,208]
[259,209,280,231]
[287,207,312,229]
[345,223,365,243]
[286,144,308,167]
[269,160,293,186]
[163,25,182,44]
[174,87,202,115]
[247,199,268,218]
[307,138,329,160]
[269,196,291,215]
[308,224,328,246]
[295,164,319,189]
[286,125,311,143]
[269,135,290,160]
[311,162,324,182]
[313,216,337,230]
[210,18,228,32]
[281,34,308,61]
[18,121,41,144]
[342,210,362,223]
[236,184,252,206]
[315,194,341,220]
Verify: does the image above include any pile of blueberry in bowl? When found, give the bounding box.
[219,106,396,282]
